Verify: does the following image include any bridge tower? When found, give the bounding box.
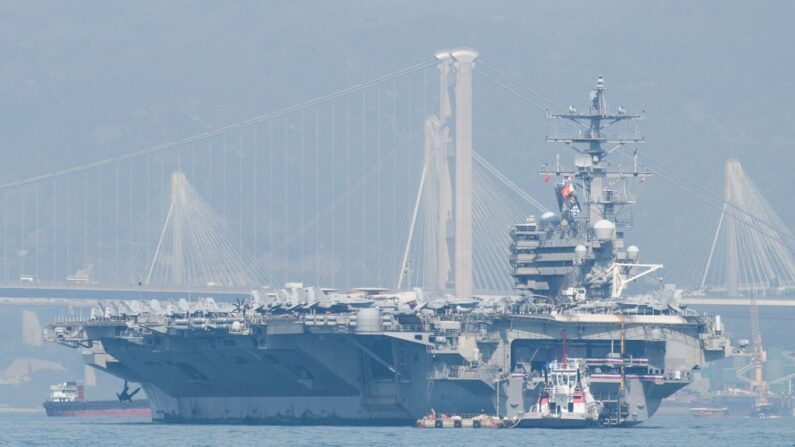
[703,158,795,295]
[422,48,477,296]
[451,48,477,298]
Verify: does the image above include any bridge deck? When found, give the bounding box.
[0,283,251,304]
[681,297,795,307]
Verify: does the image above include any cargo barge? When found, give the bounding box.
[43,381,151,417]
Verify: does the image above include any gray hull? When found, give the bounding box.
[512,416,599,429]
[146,389,412,425]
[74,310,729,425]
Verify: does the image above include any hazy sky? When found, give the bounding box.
[0,0,793,286]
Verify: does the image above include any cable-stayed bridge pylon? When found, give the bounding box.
[701,158,795,296]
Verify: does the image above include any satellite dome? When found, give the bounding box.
[627,245,640,260]
[575,245,587,259]
[593,219,616,241]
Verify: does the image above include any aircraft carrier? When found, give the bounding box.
[45,75,737,426]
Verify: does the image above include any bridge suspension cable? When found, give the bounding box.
[477,60,571,114]
[1,58,440,288]
[473,151,549,213]
[633,150,795,249]
[0,59,436,192]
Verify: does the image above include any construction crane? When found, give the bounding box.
[734,290,773,416]
[720,160,773,417]
[770,351,795,413]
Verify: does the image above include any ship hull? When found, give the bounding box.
[139,382,675,426]
[74,311,723,426]
[145,386,414,425]
[512,415,599,429]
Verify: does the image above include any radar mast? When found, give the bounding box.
[511,77,660,301]
[542,76,648,229]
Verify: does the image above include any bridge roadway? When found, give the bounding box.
[0,282,252,306]
[680,296,795,307]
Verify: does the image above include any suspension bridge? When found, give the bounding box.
[0,48,793,309]
[0,49,544,304]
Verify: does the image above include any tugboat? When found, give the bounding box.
[509,358,602,428]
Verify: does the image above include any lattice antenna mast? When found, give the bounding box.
[542,77,648,228]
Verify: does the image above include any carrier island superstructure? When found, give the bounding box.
[45,70,736,426]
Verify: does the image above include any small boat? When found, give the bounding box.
[688,407,729,418]
[750,400,778,418]
[509,358,602,428]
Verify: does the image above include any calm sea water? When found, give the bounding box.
[0,413,792,447]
